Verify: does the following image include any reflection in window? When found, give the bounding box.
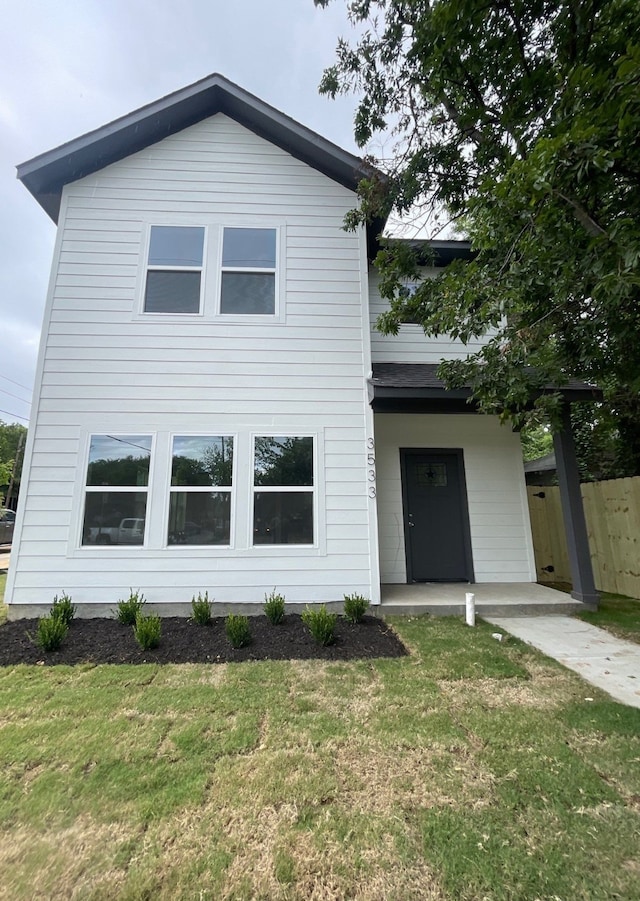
[168,436,233,545]
[220,227,276,315]
[254,437,313,486]
[398,281,422,325]
[82,435,152,546]
[253,436,314,545]
[144,225,204,314]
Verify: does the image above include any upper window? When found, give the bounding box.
[398,281,421,325]
[82,435,152,546]
[252,436,314,545]
[220,227,276,315]
[168,436,233,545]
[144,226,205,314]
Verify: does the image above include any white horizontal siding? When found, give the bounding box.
[9,114,375,609]
[374,413,536,583]
[368,270,492,364]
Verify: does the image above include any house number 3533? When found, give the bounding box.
[367,437,376,497]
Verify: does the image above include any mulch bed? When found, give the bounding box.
[0,615,408,666]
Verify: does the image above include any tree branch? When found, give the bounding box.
[554,191,608,237]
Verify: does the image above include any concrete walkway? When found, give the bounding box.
[0,548,9,573]
[486,614,640,708]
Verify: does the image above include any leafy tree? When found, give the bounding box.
[570,403,633,480]
[0,420,27,504]
[520,423,553,463]
[0,461,12,493]
[316,0,640,472]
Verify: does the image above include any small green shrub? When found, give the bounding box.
[343,593,370,624]
[264,589,285,625]
[116,589,145,625]
[302,605,337,646]
[36,616,68,652]
[133,612,161,650]
[225,614,251,648]
[191,591,212,626]
[51,592,76,626]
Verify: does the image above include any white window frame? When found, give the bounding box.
[217,226,282,321]
[80,433,155,550]
[250,433,316,548]
[140,224,207,317]
[165,433,236,549]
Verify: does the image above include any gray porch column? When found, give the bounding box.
[553,404,599,606]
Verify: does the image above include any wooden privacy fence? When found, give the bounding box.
[527,477,640,598]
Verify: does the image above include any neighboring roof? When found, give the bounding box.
[17,73,380,223]
[524,452,557,474]
[368,363,601,412]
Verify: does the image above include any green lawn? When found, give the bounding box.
[0,603,638,900]
[575,592,640,645]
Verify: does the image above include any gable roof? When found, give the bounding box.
[17,73,378,223]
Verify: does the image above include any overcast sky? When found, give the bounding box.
[0,0,364,427]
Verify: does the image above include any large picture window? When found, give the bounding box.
[144,226,204,314]
[82,435,152,546]
[253,436,314,545]
[220,227,276,315]
[168,436,233,545]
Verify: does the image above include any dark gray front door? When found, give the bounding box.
[401,449,473,582]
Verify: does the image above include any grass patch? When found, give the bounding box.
[575,592,640,644]
[0,615,639,899]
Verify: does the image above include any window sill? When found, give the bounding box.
[72,545,323,557]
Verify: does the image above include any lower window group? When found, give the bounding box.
[82,433,314,547]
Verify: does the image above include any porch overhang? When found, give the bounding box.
[370,362,602,607]
[368,363,602,413]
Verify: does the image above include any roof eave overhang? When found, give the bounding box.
[368,383,477,414]
[368,381,603,413]
[537,386,603,403]
[375,237,476,266]
[17,73,377,224]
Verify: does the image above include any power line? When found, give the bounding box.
[105,435,151,454]
[0,408,29,424]
[0,373,32,394]
[0,387,31,406]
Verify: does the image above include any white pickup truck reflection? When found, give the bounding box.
[89,518,145,545]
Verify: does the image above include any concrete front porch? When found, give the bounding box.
[381,582,593,616]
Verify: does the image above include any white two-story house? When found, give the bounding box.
[6,74,597,617]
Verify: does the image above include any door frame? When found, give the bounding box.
[399,447,475,583]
